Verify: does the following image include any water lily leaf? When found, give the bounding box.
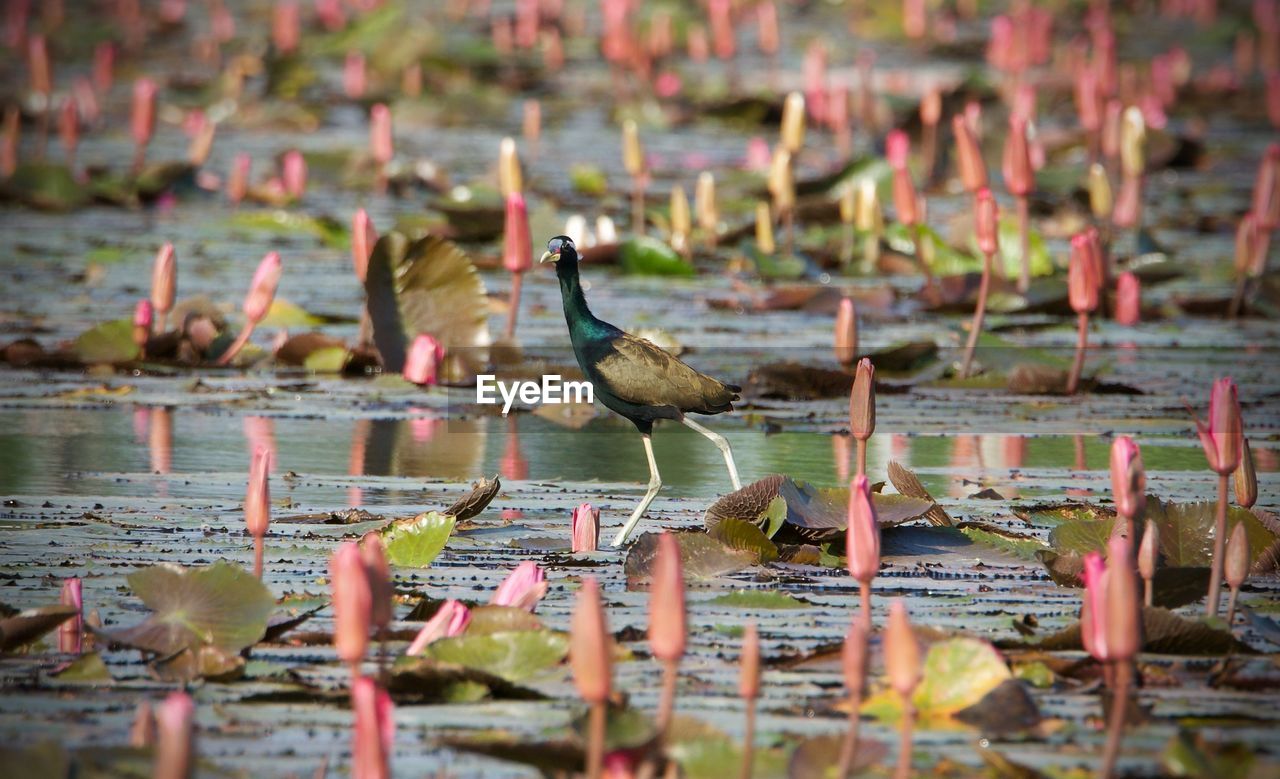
[383,511,456,568]
[262,606,323,643]
[618,235,696,276]
[302,346,349,373]
[624,532,755,584]
[228,209,347,248]
[152,645,246,682]
[0,162,88,210]
[419,629,569,682]
[465,605,543,635]
[364,231,490,376]
[703,474,785,530]
[439,734,582,774]
[1036,549,1208,608]
[788,734,887,779]
[959,523,1048,561]
[93,561,273,655]
[669,718,792,779]
[886,461,953,526]
[1047,517,1116,556]
[986,215,1055,281]
[569,163,608,195]
[386,656,546,703]
[51,652,111,683]
[706,589,812,609]
[0,605,78,651]
[260,299,326,329]
[571,706,658,752]
[776,477,934,543]
[864,638,1014,724]
[1003,607,1253,655]
[707,518,779,564]
[1161,730,1269,779]
[275,332,346,366]
[1145,500,1280,574]
[441,476,501,520]
[953,678,1042,737]
[73,319,139,364]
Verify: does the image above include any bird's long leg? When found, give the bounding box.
[681,417,742,491]
[610,433,662,548]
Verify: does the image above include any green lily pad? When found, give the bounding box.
[959,523,1049,562]
[777,477,935,543]
[569,164,608,195]
[302,346,349,373]
[1161,730,1276,779]
[1004,607,1253,656]
[618,236,695,276]
[669,719,791,779]
[385,655,546,703]
[420,629,569,682]
[981,215,1055,282]
[706,589,812,609]
[863,638,1013,726]
[383,511,456,568]
[788,733,888,779]
[464,605,543,635]
[0,162,88,210]
[570,706,658,752]
[259,299,327,329]
[707,518,779,564]
[73,319,139,364]
[624,531,755,584]
[51,652,112,683]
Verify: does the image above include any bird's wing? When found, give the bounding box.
[593,333,737,410]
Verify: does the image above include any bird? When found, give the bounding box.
[539,235,743,546]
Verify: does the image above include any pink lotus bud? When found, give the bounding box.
[406,599,470,654]
[846,475,880,585]
[243,251,282,324]
[58,97,78,163]
[244,445,271,538]
[570,577,612,704]
[28,34,50,96]
[402,334,444,386]
[920,86,941,128]
[272,1,300,54]
[152,692,195,779]
[1236,213,1260,277]
[1195,378,1243,476]
[282,150,306,199]
[515,0,538,48]
[953,115,987,192]
[1112,172,1142,229]
[1109,436,1146,521]
[974,187,999,256]
[842,615,868,696]
[756,1,779,56]
[491,561,549,611]
[1075,66,1102,132]
[359,532,393,631]
[150,242,177,316]
[352,209,377,283]
[803,42,828,125]
[344,51,366,99]
[987,16,1012,71]
[522,99,541,142]
[72,77,99,124]
[883,600,921,696]
[1115,272,1141,325]
[351,676,394,779]
[1101,99,1122,161]
[1081,551,1110,661]
[211,2,235,42]
[1068,232,1100,314]
[571,502,600,554]
[92,41,115,93]
[1252,144,1278,230]
[227,153,250,205]
[849,357,875,440]
[134,299,154,330]
[1138,518,1159,583]
[1002,115,1033,196]
[708,0,735,61]
[130,701,156,748]
[834,297,857,368]
[315,0,345,30]
[891,166,918,226]
[1225,521,1250,591]
[131,78,157,151]
[330,542,372,667]
[503,192,533,274]
[903,0,926,39]
[369,103,393,165]
[648,532,685,662]
[886,129,910,170]
[58,577,82,654]
[160,0,186,23]
[1104,535,1141,661]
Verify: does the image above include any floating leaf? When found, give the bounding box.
[152,645,245,682]
[1047,516,1116,556]
[364,232,490,376]
[73,319,139,365]
[668,718,792,779]
[274,332,346,366]
[93,561,273,655]
[1004,607,1253,656]
[569,163,608,195]
[383,511,456,568]
[303,346,349,373]
[260,299,327,329]
[441,476,501,520]
[1144,500,1280,574]
[787,734,887,779]
[1162,730,1276,779]
[228,209,347,248]
[386,656,546,703]
[0,162,89,210]
[863,638,1014,726]
[707,518,779,564]
[953,678,1042,737]
[464,605,543,635]
[618,236,696,276]
[51,652,111,683]
[420,629,569,682]
[439,734,582,775]
[706,589,812,610]
[0,605,78,651]
[777,477,935,543]
[624,532,755,584]
[703,475,786,530]
[959,523,1048,561]
[571,706,657,752]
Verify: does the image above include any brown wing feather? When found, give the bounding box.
[593,333,739,413]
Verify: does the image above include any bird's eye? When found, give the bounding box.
[547,237,565,254]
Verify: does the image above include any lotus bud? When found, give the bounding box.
[282,150,306,199]
[708,0,735,61]
[757,1,779,56]
[839,187,855,225]
[781,91,806,153]
[1195,378,1242,476]
[920,86,941,128]
[1119,106,1146,178]
[93,41,114,93]
[1252,145,1278,230]
[572,502,601,554]
[243,251,282,325]
[1068,233,1100,314]
[1138,518,1159,583]
[974,187,998,256]
[370,103,393,166]
[1002,115,1033,196]
[855,178,881,232]
[1086,163,1112,222]
[151,242,177,320]
[1104,535,1142,661]
[152,692,195,779]
[130,701,156,747]
[622,120,645,178]
[359,532,393,633]
[1236,214,1260,278]
[884,600,921,697]
[406,599,471,654]
[58,577,82,654]
[842,616,867,695]
[315,0,345,31]
[1225,521,1250,591]
[352,209,377,283]
[953,115,987,192]
[227,152,250,205]
[755,202,775,254]
[648,532,686,662]
[330,542,372,667]
[244,446,271,539]
[58,97,78,164]
[1109,436,1146,521]
[1075,66,1102,132]
[738,621,760,700]
[351,676,394,779]
[596,216,618,245]
[28,35,50,97]
[499,137,522,197]
[272,0,300,54]
[133,301,153,349]
[491,561,549,611]
[187,116,215,167]
[687,22,710,62]
[768,146,794,213]
[1115,272,1141,325]
[403,334,444,386]
[131,77,157,152]
[834,298,858,368]
[522,99,541,143]
[570,577,612,704]
[1081,551,1110,661]
[846,475,881,585]
[1236,438,1257,508]
[886,130,910,171]
[344,51,366,99]
[504,192,533,274]
[849,358,875,441]
[670,185,691,251]
[695,172,717,234]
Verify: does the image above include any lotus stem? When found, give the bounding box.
[836,690,863,778]
[913,223,936,292]
[1143,577,1153,608]
[855,439,867,478]
[632,178,645,236]
[154,311,167,335]
[505,271,524,340]
[893,698,915,779]
[656,658,678,738]
[858,581,871,627]
[1228,275,1248,319]
[842,223,854,266]
[132,144,147,175]
[253,536,264,579]
[1016,195,1030,293]
[216,321,257,366]
[921,123,936,184]
[738,696,756,779]
[1099,660,1132,779]
[784,208,796,257]
[1066,312,1089,395]
[586,700,606,779]
[1226,584,1240,626]
[1205,473,1230,617]
[960,250,993,379]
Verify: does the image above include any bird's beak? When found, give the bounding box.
[539,250,559,264]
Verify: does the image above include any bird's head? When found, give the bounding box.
[539,235,576,265]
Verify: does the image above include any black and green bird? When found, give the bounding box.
[539,235,743,546]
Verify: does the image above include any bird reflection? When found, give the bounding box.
[501,415,529,521]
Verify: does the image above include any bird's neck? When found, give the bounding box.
[556,253,604,337]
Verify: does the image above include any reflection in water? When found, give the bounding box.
[347,419,370,508]
[148,407,172,476]
[243,416,277,471]
[832,433,851,483]
[500,415,528,521]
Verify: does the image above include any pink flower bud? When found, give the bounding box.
[28,34,50,96]
[1138,519,1159,583]
[571,502,600,554]
[974,187,999,256]
[402,334,444,386]
[883,600,921,696]
[272,1,300,54]
[59,578,82,654]
[360,532,393,631]
[1252,144,1278,230]
[243,251,282,324]
[150,242,177,315]
[886,129,910,170]
[1104,535,1142,661]
[1195,378,1242,476]
[134,300,154,329]
[281,150,306,199]
[1115,272,1141,325]
[227,153,250,205]
[842,615,867,696]
[570,577,612,704]
[330,542,372,667]
[834,297,857,368]
[1112,172,1142,228]
[244,445,271,538]
[352,209,377,283]
[131,78,157,151]
[1081,551,1110,661]
[903,0,926,39]
[351,676,394,779]
[1109,436,1146,521]
[93,41,114,93]
[344,51,366,99]
[891,166,918,226]
[1068,232,1100,314]
[1002,115,1033,196]
[72,77,99,125]
[849,357,875,440]
[503,192,533,274]
[953,115,987,192]
[1225,521,1250,590]
[370,103,393,165]
[406,599,471,654]
[315,0,346,31]
[708,0,735,61]
[491,561,548,611]
[153,692,196,779]
[648,532,685,661]
[846,475,881,585]
[756,1,779,56]
[1075,66,1102,132]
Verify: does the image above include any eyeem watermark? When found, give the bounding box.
[476,375,594,415]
